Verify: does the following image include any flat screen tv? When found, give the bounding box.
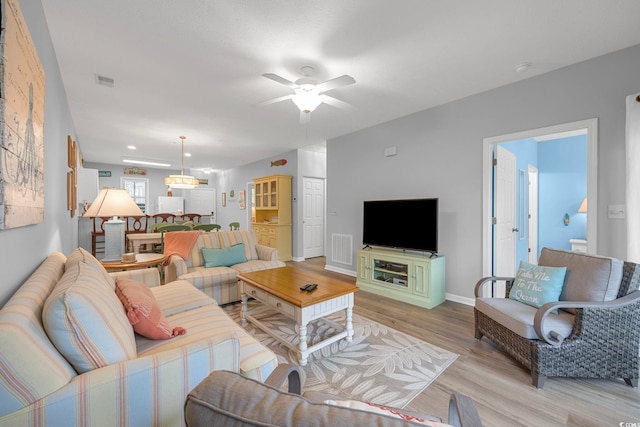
[362,198,438,254]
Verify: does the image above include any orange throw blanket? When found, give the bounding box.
[163,230,202,264]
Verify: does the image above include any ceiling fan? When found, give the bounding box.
[257,66,356,123]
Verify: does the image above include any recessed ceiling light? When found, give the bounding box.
[514,62,532,73]
[185,153,192,157]
[127,145,136,150]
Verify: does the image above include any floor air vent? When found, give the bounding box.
[331,234,353,265]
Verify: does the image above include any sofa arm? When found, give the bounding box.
[0,335,240,427]
[188,365,483,427]
[165,254,188,283]
[474,276,515,298]
[255,243,278,261]
[534,290,640,346]
[109,267,161,287]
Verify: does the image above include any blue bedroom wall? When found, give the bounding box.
[538,135,588,253]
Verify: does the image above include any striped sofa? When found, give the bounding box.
[0,248,278,427]
[164,229,285,304]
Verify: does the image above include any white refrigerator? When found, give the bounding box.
[157,196,184,214]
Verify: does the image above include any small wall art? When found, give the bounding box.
[124,166,147,175]
[66,135,77,217]
[239,190,246,210]
[222,192,226,207]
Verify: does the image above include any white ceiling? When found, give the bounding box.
[40,0,640,172]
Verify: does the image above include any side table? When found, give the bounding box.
[100,253,167,274]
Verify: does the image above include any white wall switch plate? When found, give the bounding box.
[607,204,625,219]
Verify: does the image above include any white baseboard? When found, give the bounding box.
[324,264,357,277]
[291,257,305,262]
[446,293,475,307]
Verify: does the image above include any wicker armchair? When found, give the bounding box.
[474,248,640,389]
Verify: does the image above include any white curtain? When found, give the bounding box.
[626,93,640,263]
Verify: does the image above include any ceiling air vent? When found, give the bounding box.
[95,74,115,88]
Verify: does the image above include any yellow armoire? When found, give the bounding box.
[252,175,292,261]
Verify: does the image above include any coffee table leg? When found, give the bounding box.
[298,323,309,366]
[241,292,248,326]
[346,307,354,342]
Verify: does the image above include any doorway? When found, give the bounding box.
[482,118,598,287]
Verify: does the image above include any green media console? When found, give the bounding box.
[356,248,445,309]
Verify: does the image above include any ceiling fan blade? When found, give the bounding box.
[262,73,296,88]
[300,111,311,124]
[315,74,356,92]
[255,95,292,107]
[321,95,356,111]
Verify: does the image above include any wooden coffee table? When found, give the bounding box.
[237,266,358,366]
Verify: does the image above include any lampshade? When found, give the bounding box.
[164,135,199,189]
[578,197,588,213]
[164,174,199,189]
[83,188,144,218]
[83,188,144,261]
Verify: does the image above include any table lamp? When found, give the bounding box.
[83,188,144,261]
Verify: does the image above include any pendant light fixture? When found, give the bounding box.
[164,135,199,189]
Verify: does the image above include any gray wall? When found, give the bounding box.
[84,161,184,214]
[326,44,640,301]
[0,0,78,305]
[215,149,297,231]
[213,147,326,260]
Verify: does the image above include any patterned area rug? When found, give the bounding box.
[223,301,458,409]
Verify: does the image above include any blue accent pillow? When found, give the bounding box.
[201,243,248,268]
[509,261,567,310]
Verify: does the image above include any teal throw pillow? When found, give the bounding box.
[509,261,567,310]
[201,243,248,268]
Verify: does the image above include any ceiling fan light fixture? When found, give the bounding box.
[292,92,323,113]
[164,135,199,189]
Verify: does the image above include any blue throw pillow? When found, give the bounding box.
[201,243,248,268]
[509,261,567,310]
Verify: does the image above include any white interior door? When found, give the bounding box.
[494,145,517,295]
[527,165,539,264]
[303,177,325,258]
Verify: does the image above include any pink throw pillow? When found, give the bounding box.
[115,278,186,340]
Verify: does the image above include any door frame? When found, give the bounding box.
[482,118,598,278]
[527,165,539,264]
[246,181,254,227]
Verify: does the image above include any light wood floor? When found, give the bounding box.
[289,257,640,427]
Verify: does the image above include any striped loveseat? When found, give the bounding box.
[164,229,285,304]
[0,248,278,426]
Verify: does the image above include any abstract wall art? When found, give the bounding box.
[0,0,46,229]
